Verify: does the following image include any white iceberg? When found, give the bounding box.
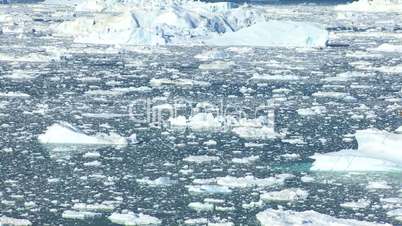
[206,21,328,48]
[108,212,161,225]
[260,188,308,203]
[335,0,402,12]
[51,0,328,47]
[38,122,127,146]
[257,209,390,226]
[311,128,402,171]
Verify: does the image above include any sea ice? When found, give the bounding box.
[260,188,309,202]
[256,209,391,226]
[183,155,220,163]
[341,199,371,210]
[0,217,32,226]
[38,122,127,146]
[311,128,402,171]
[108,212,161,225]
[206,21,328,48]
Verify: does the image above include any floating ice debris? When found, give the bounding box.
[312,91,349,99]
[62,210,100,220]
[0,92,30,98]
[232,155,259,164]
[0,217,32,226]
[321,71,369,82]
[311,129,402,171]
[198,61,234,70]
[232,126,279,140]
[194,49,227,61]
[335,0,402,12]
[187,185,232,194]
[83,151,101,159]
[206,21,328,48]
[136,177,177,187]
[108,212,161,225]
[341,199,371,210]
[188,202,214,212]
[73,203,116,212]
[367,181,392,190]
[183,155,220,163]
[260,188,309,203]
[387,208,402,222]
[188,113,221,131]
[371,44,402,52]
[168,116,188,128]
[216,174,293,188]
[38,122,127,146]
[0,52,60,62]
[297,106,326,116]
[256,209,391,226]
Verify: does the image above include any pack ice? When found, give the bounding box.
[38,122,127,146]
[311,128,402,171]
[51,0,328,47]
[257,209,391,226]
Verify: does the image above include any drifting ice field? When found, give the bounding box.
[1,1,402,226]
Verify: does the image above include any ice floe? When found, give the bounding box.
[38,122,127,146]
[260,188,308,203]
[108,212,161,225]
[256,209,390,226]
[341,199,371,210]
[0,217,32,226]
[183,155,220,163]
[311,128,402,171]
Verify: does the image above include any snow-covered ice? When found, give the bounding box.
[311,128,402,171]
[38,122,127,146]
[51,0,328,47]
[206,21,328,48]
[0,217,32,226]
[108,212,161,225]
[260,188,309,202]
[256,209,391,226]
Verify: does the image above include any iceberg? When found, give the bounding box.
[256,209,391,226]
[108,212,161,225]
[50,0,328,47]
[206,21,328,48]
[38,122,127,146]
[311,128,402,171]
[335,0,402,12]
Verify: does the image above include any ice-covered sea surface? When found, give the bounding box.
[1,1,402,226]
